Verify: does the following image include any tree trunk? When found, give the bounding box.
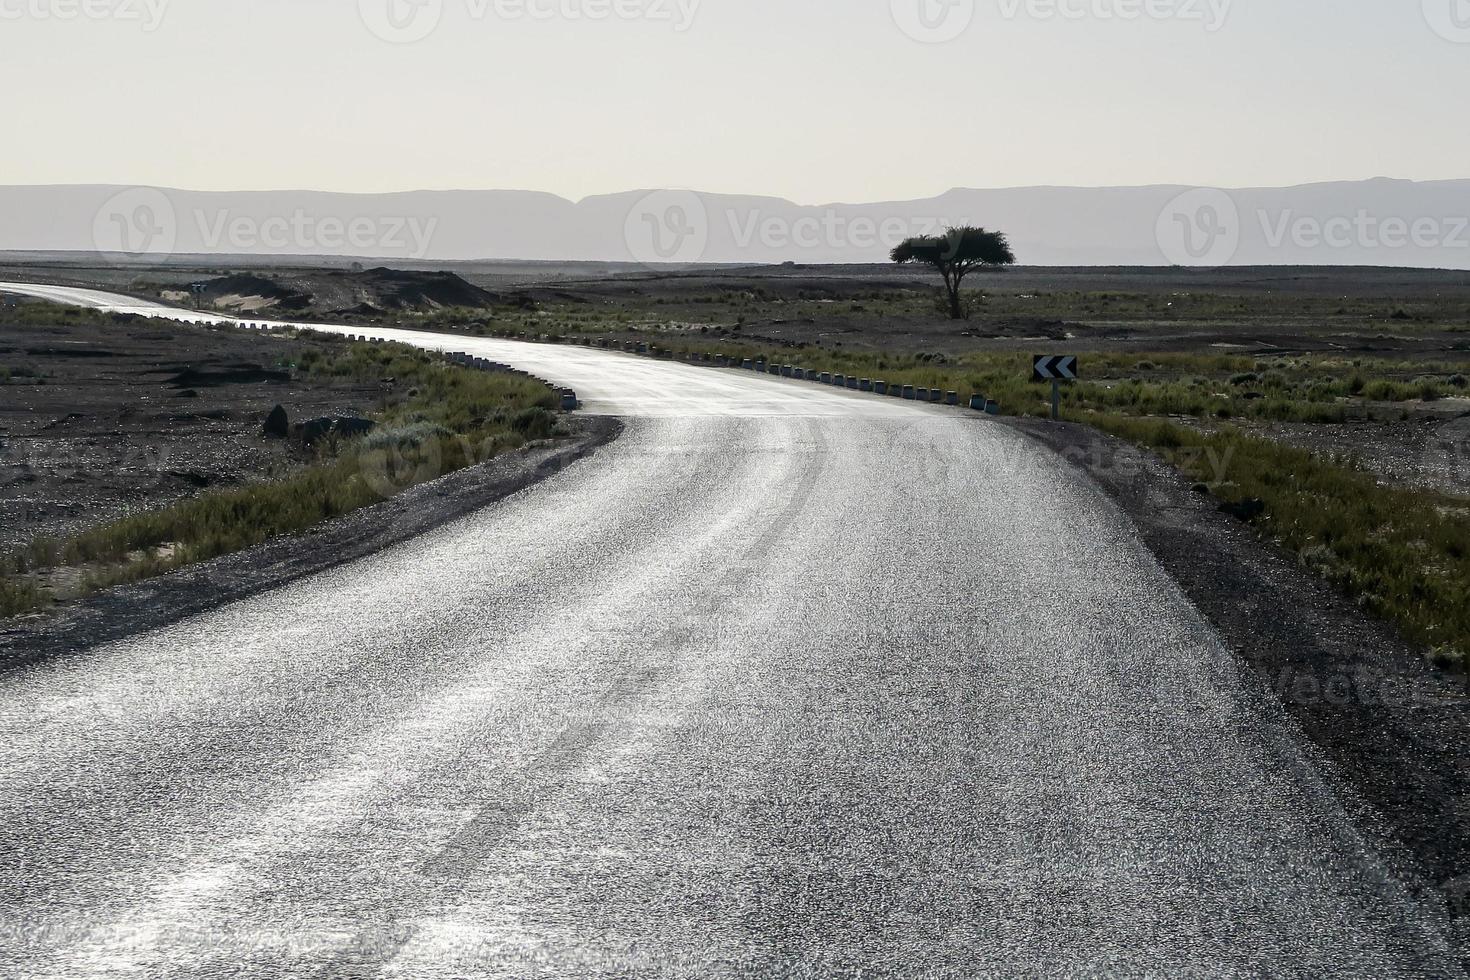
[946,281,963,319]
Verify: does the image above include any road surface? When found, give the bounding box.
[0,281,1460,977]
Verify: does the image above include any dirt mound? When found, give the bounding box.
[321,268,502,311]
[198,275,311,312]
[188,268,507,316]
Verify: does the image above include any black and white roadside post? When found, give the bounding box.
[1033,355,1078,421]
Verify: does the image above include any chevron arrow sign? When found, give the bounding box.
[1033,355,1079,382]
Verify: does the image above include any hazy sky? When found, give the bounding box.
[2,0,1466,203]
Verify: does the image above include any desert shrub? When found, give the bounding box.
[0,577,45,618]
[361,422,452,452]
[1299,543,1352,588]
[1363,380,1408,401]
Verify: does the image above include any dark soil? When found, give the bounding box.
[0,314,390,553]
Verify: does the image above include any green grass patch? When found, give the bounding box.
[1088,414,1470,667]
[0,577,43,619]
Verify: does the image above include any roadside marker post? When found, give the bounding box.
[1033,355,1079,421]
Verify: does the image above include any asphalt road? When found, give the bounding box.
[0,282,1461,977]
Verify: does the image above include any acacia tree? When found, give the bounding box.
[891,226,1015,319]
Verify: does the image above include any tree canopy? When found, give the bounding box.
[891,226,1015,318]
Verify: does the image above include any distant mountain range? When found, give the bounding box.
[2,178,1468,268]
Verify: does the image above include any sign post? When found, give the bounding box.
[1032,355,1078,421]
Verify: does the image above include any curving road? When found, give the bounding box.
[0,281,1461,977]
